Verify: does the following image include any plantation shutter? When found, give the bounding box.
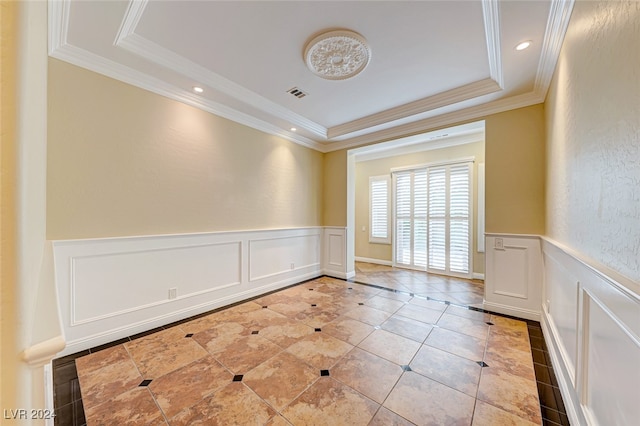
[427,163,471,276]
[393,160,472,277]
[395,172,412,265]
[449,164,470,274]
[413,170,428,268]
[427,167,447,271]
[369,176,390,243]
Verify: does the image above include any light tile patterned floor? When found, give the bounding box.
[73,273,542,425]
[353,262,486,306]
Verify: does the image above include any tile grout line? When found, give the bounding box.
[53,273,564,426]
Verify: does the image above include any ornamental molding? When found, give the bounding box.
[304,30,371,80]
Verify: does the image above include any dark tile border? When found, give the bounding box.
[52,356,85,426]
[526,322,570,425]
[52,274,569,425]
[51,275,323,425]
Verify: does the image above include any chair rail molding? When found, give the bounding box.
[484,233,639,424]
[53,226,350,355]
[540,237,639,426]
[484,233,543,321]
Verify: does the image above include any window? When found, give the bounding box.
[427,162,472,276]
[392,161,473,278]
[369,175,390,244]
[393,170,427,268]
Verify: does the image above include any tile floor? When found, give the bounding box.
[53,265,569,426]
[353,263,485,306]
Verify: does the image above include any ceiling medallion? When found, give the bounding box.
[304,30,371,80]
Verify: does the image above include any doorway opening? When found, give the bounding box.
[346,121,485,298]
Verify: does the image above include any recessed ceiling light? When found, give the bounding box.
[515,41,532,51]
[192,86,204,93]
[290,127,297,132]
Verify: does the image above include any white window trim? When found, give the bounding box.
[391,159,474,279]
[369,175,391,244]
[477,162,485,253]
[390,156,475,174]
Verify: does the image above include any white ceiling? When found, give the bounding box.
[49,0,574,152]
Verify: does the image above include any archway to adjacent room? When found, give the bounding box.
[346,121,486,294]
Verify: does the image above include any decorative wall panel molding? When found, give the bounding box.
[541,237,640,426]
[248,233,321,282]
[70,241,242,325]
[323,227,349,279]
[53,227,334,355]
[484,234,542,320]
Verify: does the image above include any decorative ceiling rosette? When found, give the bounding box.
[304,30,371,80]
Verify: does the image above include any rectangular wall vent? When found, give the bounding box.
[287,87,307,99]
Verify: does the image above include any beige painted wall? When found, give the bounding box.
[355,141,486,274]
[323,149,347,226]
[324,104,546,236]
[1,0,18,412]
[545,0,639,283]
[485,104,546,234]
[47,59,324,239]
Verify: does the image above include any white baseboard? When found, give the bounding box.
[355,257,484,280]
[540,237,640,425]
[541,307,586,426]
[354,256,393,266]
[61,270,323,356]
[481,301,540,321]
[53,227,339,356]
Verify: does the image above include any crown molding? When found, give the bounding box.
[48,0,71,54]
[325,0,503,141]
[327,77,501,140]
[49,0,573,155]
[354,130,485,163]
[534,0,575,95]
[321,91,543,153]
[115,3,328,139]
[114,0,149,46]
[49,43,323,151]
[482,0,504,89]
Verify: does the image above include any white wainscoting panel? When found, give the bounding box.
[541,238,640,426]
[72,242,242,325]
[53,227,328,356]
[323,227,351,279]
[484,234,542,320]
[543,248,579,382]
[249,234,320,282]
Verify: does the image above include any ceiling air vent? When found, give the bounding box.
[287,87,308,99]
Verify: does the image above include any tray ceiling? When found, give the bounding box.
[49,0,574,152]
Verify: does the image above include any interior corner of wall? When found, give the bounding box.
[30,241,65,349]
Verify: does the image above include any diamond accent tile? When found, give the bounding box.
[64,273,551,426]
